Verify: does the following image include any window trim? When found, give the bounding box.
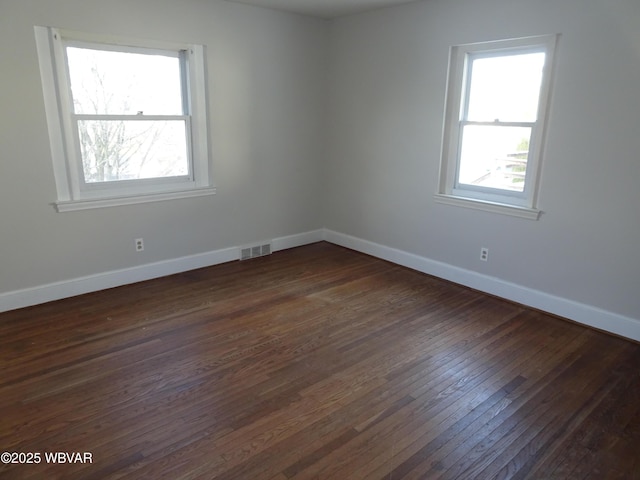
[35,26,214,212]
[436,34,558,220]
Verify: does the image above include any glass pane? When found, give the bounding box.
[66,47,183,115]
[458,125,531,192]
[78,120,189,183]
[466,52,545,122]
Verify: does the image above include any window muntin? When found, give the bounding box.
[437,35,558,218]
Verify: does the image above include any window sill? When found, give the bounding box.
[434,193,541,220]
[54,187,216,212]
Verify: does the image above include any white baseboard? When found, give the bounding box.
[0,229,324,314]
[273,229,324,252]
[323,229,640,342]
[3,227,638,342]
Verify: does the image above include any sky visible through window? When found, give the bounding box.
[66,47,183,115]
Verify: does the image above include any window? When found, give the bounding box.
[436,35,558,219]
[35,27,214,211]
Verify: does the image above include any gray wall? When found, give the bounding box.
[0,0,327,293]
[1,0,638,326]
[325,0,640,320]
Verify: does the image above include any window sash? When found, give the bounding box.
[62,41,189,114]
[455,48,545,198]
[70,116,193,190]
[462,48,546,124]
[454,120,536,199]
[61,40,194,189]
[456,125,532,196]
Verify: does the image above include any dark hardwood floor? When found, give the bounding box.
[1,242,639,479]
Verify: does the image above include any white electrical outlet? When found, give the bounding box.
[480,247,489,262]
[135,238,144,252]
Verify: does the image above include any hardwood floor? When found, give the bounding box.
[1,242,638,480]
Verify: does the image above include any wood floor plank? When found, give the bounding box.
[278,314,568,478]
[415,328,593,480]
[520,346,640,479]
[329,314,577,480]
[436,332,622,480]
[1,242,638,480]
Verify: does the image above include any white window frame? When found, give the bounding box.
[435,34,558,220]
[35,27,214,212]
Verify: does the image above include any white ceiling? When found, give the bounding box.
[224,0,419,19]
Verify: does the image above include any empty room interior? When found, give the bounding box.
[1,0,639,478]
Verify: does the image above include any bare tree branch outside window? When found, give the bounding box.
[67,47,189,183]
